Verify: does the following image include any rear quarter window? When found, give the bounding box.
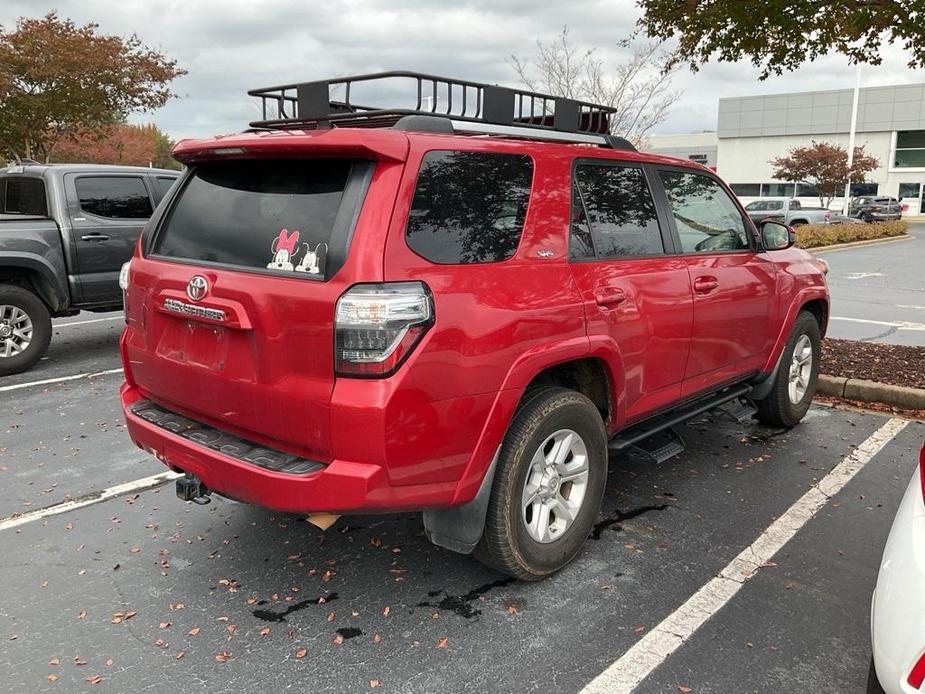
[405,150,533,264]
[152,159,372,281]
[0,176,48,216]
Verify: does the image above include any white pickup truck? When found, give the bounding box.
[743,198,838,227]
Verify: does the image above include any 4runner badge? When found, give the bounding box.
[187,275,209,301]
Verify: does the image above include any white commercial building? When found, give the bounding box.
[648,82,925,214]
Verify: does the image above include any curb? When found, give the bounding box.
[807,234,910,254]
[819,374,925,410]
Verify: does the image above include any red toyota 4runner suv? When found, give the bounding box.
[119,72,829,580]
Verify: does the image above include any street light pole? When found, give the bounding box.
[842,64,862,217]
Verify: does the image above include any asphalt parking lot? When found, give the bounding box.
[822,221,925,346]
[1,316,923,693]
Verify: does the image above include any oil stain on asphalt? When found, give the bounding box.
[253,592,340,622]
[417,578,516,619]
[589,504,669,540]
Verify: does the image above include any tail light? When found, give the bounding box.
[909,649,925,688]
[919,443,925,504]
[335,282,434,377]
[824,211,831,221]
[119,260,132,323]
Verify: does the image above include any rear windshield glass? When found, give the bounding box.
[153,159,364,279]
[405,151,533,264]
[0,177,48,216]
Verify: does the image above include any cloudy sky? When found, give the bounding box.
[3,0,924,141]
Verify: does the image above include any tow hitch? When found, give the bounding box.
[176,474,211,505]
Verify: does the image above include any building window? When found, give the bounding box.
[795,183,819,198]
[898,182,921,200]
[762,182,796,197]
[894,131,925,167]
[850,183,879,197]
[730,183,761,197]
[688,154,708,164]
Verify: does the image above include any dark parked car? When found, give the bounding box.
[0,164,179,374]
[849,196,902,222]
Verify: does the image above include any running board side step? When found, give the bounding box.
[608,383,752,461]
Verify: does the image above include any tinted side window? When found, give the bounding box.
[1,177,48,216]
[659,171,750,253]
[75,176,153,219]
[153,176,178,204]
[573,164,663,259]
[405,151,533,264]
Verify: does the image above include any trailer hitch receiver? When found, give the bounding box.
[176,474,211,505]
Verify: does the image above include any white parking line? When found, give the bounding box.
[0,471,183,532]
[581,417,909,694]
[0,367,123,394]
[54,316,123,328]
[830,316,925,331]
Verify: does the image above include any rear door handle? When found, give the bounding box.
[595,287,627,307]
[693,276,719,294]
[81,233,111,242]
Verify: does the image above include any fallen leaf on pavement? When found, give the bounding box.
[295,648,308,659]
[86,674,103,685]
[370,679,381,689]
[436,638,448,649]
[214,651,231,663]
[260,627,270,636]
[188,627,201,636]
[677,686,692,693]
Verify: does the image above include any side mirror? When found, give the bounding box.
[761,220,795,251]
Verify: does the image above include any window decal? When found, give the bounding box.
[267,229,300,271]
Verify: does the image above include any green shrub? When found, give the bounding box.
[795,219,908,249]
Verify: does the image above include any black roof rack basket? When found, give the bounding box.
[247,70,634,149]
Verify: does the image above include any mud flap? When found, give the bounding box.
[423,449,499,555]
[748,350,783,402]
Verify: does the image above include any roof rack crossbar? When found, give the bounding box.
[248,70,619,137]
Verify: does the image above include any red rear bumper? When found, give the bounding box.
[120,382,458,514]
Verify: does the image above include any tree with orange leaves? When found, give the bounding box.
[0,12,184,162]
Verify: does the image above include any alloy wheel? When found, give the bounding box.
[521,429,590,543]
[0,304,33,358]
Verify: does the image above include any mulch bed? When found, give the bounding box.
[821,338,925,390]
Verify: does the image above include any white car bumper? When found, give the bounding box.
[872,464,925,693]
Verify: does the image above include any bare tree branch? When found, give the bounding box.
[509,27,681,146]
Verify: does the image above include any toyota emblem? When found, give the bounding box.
[186,275,209,302]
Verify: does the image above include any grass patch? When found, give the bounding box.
[795,219,908,249]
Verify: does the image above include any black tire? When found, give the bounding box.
[474,386,608,581]
[0,284,52,377]
[866,658,886,694]
[790,219,807,227]
[754,310,821,427]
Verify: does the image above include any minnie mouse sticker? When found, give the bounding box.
[267,229,300,271]
[266,229,327,276]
